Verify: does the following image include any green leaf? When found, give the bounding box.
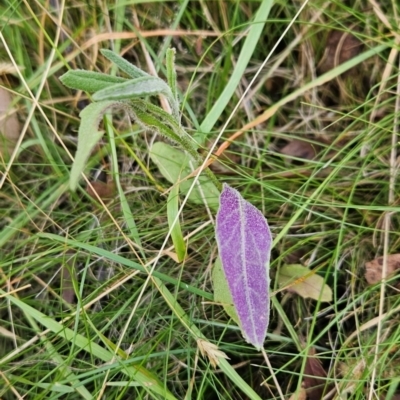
[277,264,332,302]
[167,182,186,262]
[6,375,77,394]
[149,142,220,211]
[101,48,150,78]
[92,76,179,119]
[212,257,239,324]
[60,70,127,92]
[135,107,182,145]
[92,76,172,101]
[132,100,200,161]
[133,103,222,190]
[69,100,121,191]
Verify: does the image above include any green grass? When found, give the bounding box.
[1,0,400,399]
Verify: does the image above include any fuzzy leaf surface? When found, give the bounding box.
[92,76,179,119]
[60,70,127,92]
[215,184,272,350]
[101,49,150,78]
[92,76,171,100]
[135,109,182,145]
[69,101,121,191]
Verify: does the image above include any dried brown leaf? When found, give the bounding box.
[195,36,203,56]
[61,262,76,304]
[304,348,329,400]
[280,139,317,161]
[162,249,180,263]
[277,264,332,302]
[338,359,365,381]
[319,30,363,74]
[86,181,117,201]
[0,86,20,158]
[365,254,400,285]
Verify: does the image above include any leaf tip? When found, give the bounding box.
[100,48,111,57]
[59,71,72,86]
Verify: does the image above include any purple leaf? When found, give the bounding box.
[215,183,272,350]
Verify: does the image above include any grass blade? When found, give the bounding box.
[69,100,120,191]
[38,233,214,300]
[0,289,177,400]
[167,182,186,262]
[195,0,273,143]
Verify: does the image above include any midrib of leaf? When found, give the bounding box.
[239,196,257,344]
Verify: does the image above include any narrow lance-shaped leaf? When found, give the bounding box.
[215,183,272,350]
[60,70,128,92]
[132,100,199,160]
[100,48,151,78]
[167,182,186,262]
[136,101,220,190]
[92,76,179,120]
[69,100,122,191]
[92,76,173,101]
